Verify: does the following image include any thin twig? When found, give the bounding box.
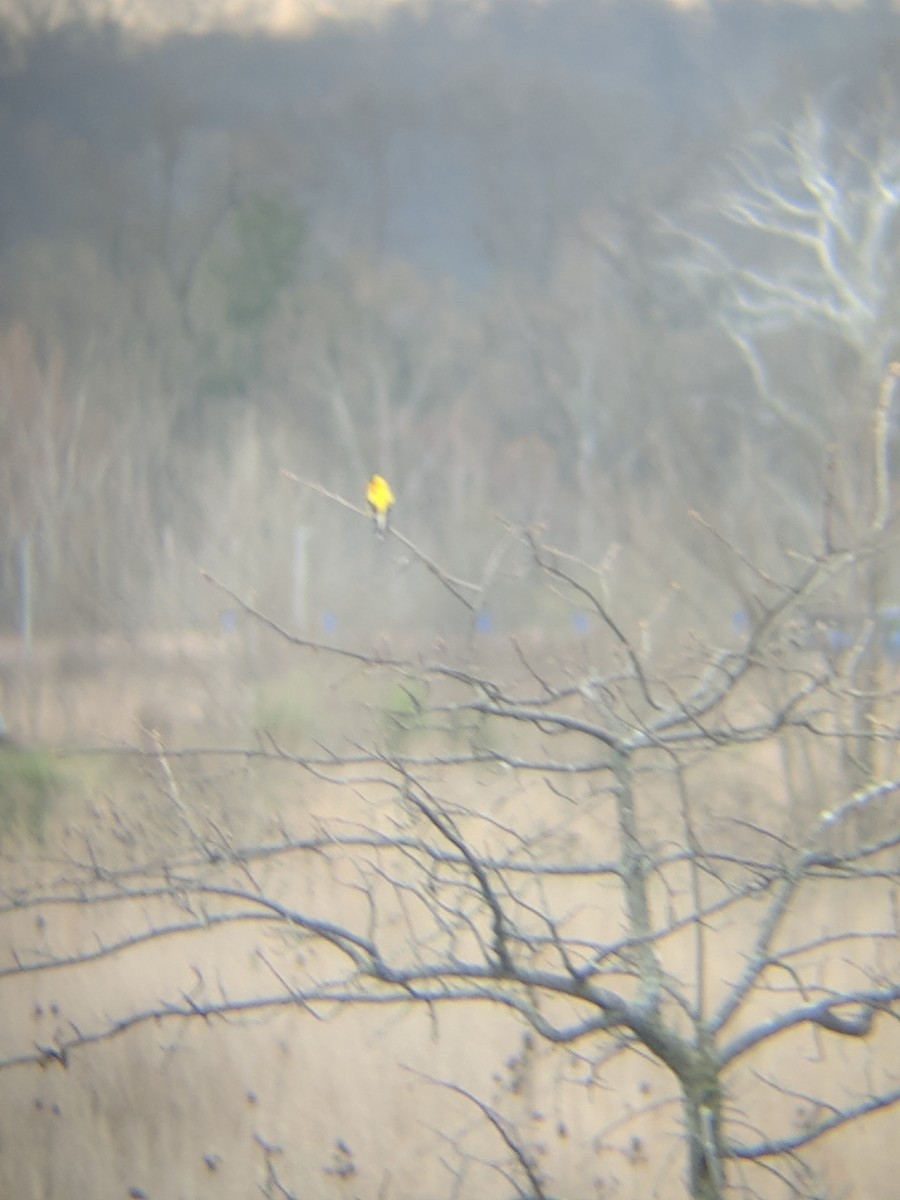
[282,470,481,609]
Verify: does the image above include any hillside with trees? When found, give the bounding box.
[2,0,898,639]
[1,3,899,1198]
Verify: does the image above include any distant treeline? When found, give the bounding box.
[0,0,897,637]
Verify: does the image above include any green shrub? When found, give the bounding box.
[380,678,430,750]
[0,748,62,843]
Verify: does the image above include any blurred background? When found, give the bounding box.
[1,17,898,1195]
[1,0,898,657]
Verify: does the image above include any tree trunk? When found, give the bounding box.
[682,1041,725,1200]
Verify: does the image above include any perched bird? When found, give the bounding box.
[366,474,395,537]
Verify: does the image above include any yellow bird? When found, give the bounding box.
[366,473,395,537]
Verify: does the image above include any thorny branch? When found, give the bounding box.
[5,446,900,1200]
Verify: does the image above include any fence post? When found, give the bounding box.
[18,533,32,659]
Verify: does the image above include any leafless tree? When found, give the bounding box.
[669,91,900,486]
[2,384,898,1200]
[670,89,900,792]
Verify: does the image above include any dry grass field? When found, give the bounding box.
[0,634,898,1200]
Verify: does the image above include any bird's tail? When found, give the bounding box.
[374,511,388,537]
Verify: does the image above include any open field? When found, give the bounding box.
[0,635,898,1199]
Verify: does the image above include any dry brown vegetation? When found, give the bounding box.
[0,756,896,1200]
[1,504,899,1200]
[4,8,900,1196]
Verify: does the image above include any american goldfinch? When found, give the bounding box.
[366,474,395,536]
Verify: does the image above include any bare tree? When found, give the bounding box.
[0,320,180,632]
[670,89,900,792]
[2,383,898,1199]
[669,91,900,484]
